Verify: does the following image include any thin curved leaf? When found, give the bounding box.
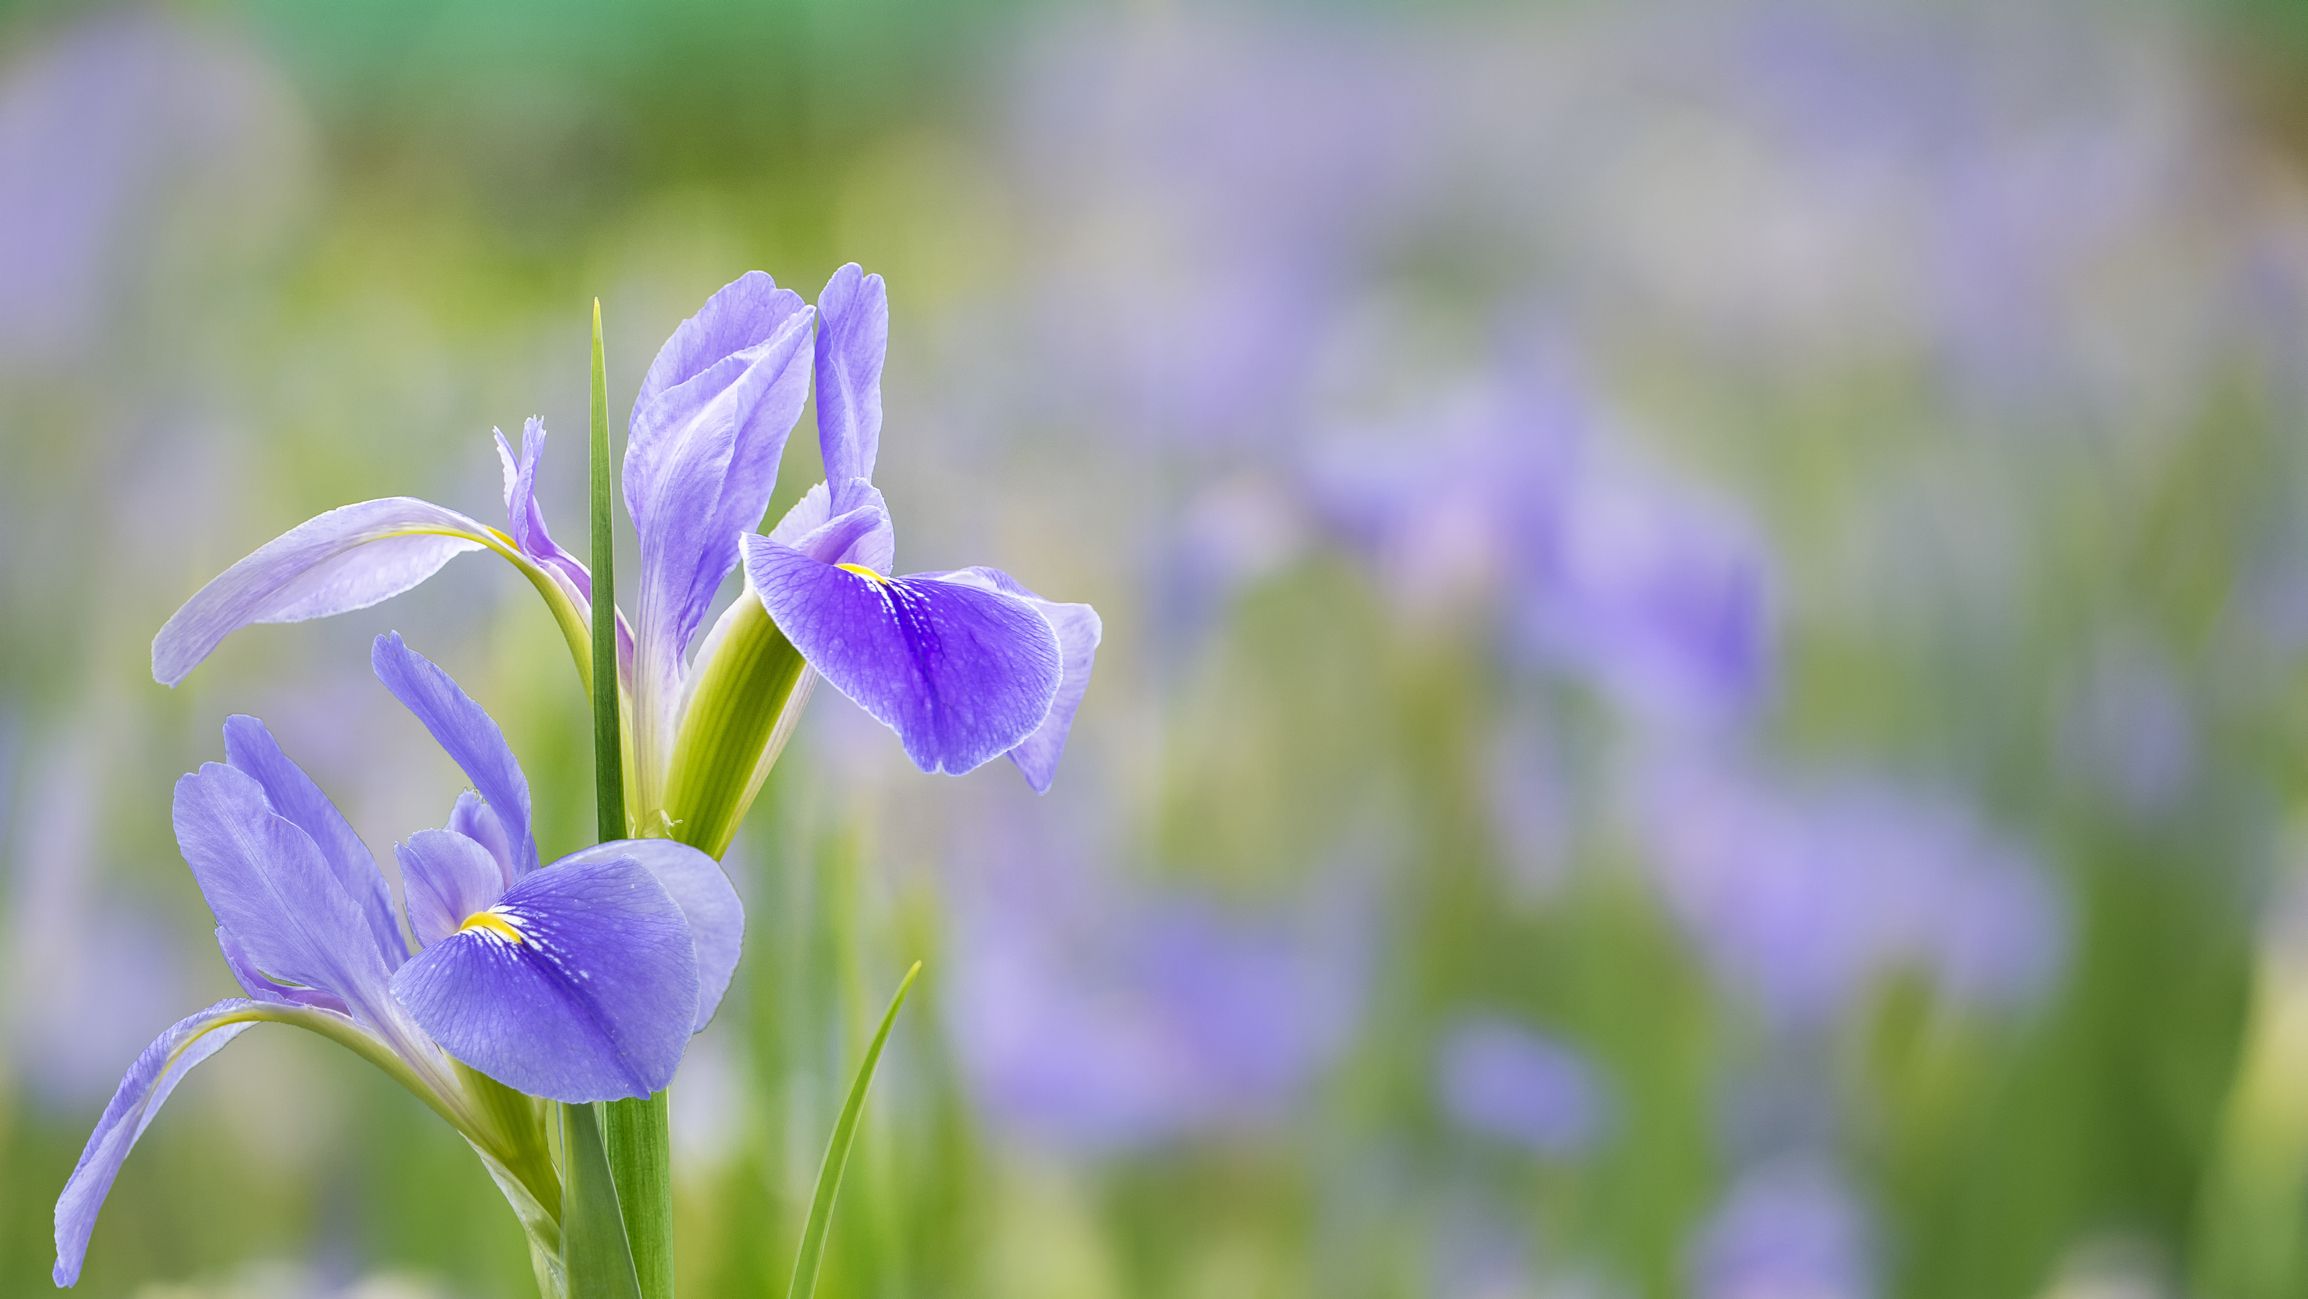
[785,961,922,1299]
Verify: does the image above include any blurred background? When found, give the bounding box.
[4,0,2308,1295]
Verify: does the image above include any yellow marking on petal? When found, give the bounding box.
[836,562,894,585]
[458,909,527,945]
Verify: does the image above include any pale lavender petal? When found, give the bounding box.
[220,714,402,964]
[741,536,1063,776]
[448,789,517,884]
[768,479,895,571]
[172,764,396,1013]
[54,999,266,1286]
[370,633,537,876]
[389,852,698,1102]
[932,568,1100,793]
[494,418,591,602]
[217,928,346,1014]
[632,271,806,422]
[625,274,815,662]
[153,497,492,686]
[813,263,887,513]
[560,840,742,1031]
[398,828,509,948]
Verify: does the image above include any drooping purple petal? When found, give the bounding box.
[767,479,896,572]
[398,829,510,949]
[54,998,266,1286]
[388,852,698,1102]
[625,273,815,664]
[740,536,1064,777]
[369,633,537,877]
[813,263,887,514]
[220,714,403,965]
[217,928,347,1014]
[172,764,396,1013]
[448,789,517,884]
[931,567,1100,793]
[494,417,591,602]
[559,840,742,1032]
[153,497,493,686]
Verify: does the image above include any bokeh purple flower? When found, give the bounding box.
[1633,758,2066,1028]
[1435,1016,1611,1159]
[1691,1158,1877,1299]
[945,853,1364,1154]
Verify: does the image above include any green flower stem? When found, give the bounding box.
[581,297,678,1299]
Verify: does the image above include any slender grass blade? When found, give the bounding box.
[786,961,923,1299]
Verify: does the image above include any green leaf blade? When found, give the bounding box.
[787,960,923,1299]
[561,1102,645,1299]
[588,298,624,847]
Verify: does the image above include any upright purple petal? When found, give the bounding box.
[153,497,493,686]
[369,633,537,877]
[814,263,887,513]
[624,273,815,663]
[741,536,1064,777]
[172,764,396,1012]
[54,998,265,1287]
[632,271,806,425]
[398,828,510,948]
[768,479,896,572]
[560,840,742,1031]
[220,714,403,964]
[494,417,591,602]
[448,789,517,883]
[389,852,698,1102]
[932,568,1101,793]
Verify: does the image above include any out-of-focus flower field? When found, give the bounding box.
[6,1,2308,1295]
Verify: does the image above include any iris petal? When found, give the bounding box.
[624,274,815,665]
[217,928,348,1014]
[560,840,743,1032]
[767,479,895,572]
[152,497,493,686]
[447,789,518,885]
[398,828,510,948]
[388,852,699,1103]
[740,536,1064,777]
[813,263,887,514]
[172,764,397,1014]
[370,633,537,877]
[929,568,1102,793]
[54,999,266,1286]
[494,417,591,602]
[220,714,404,961]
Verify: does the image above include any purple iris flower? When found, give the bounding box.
[54,632,740,1288]
[153,264,1098,840]
[737,263,1102,791]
